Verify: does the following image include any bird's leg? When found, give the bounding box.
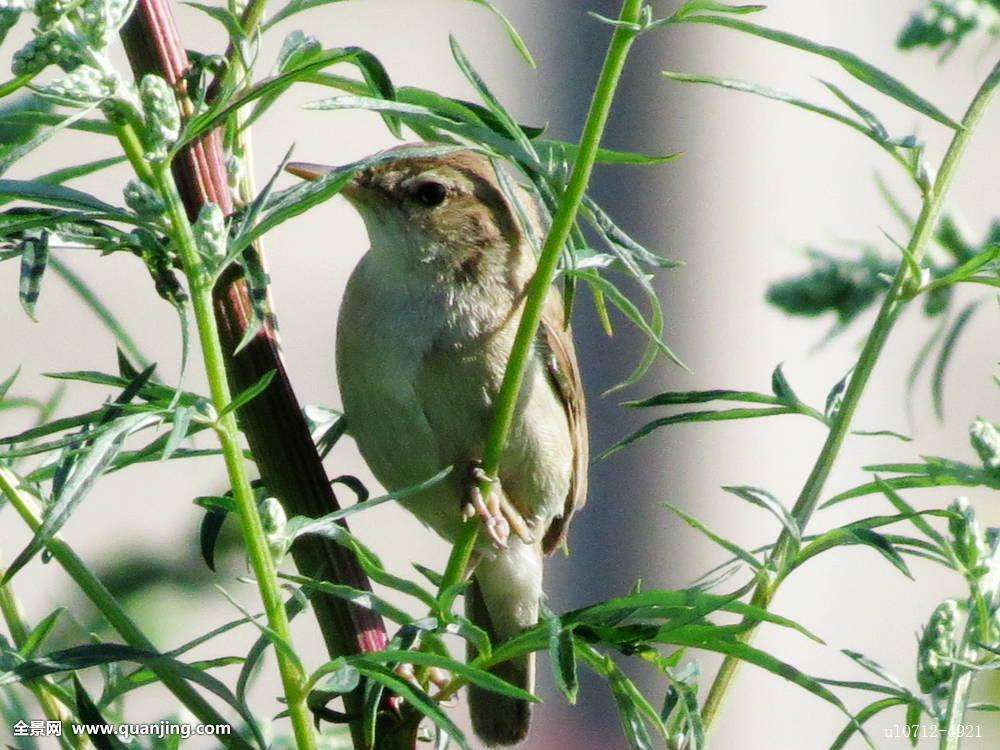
[460,463,533,549]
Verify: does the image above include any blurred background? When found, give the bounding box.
[2,1,998,748]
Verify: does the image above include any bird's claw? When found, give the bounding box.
[461,463,533,549]
[462,475,509,550]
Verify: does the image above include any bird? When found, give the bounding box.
[287,144,588,746]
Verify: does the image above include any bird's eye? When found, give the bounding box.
[414,181,447,207]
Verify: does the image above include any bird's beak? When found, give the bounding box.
[286,161,364,201]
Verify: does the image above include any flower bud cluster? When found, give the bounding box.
[969,418,1000,474]
[36,65,118,104]
[123,180,166,219]
[77,0,133,46]
[192,203,226,260]
[949,497,993,581]
[139,74,181,161]
[33,0,73,25]
[11,29,84,76]
[916,599,959,694]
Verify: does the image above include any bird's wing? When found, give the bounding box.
[538,289,588,554]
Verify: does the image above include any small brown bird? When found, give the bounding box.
[288,145,588,746]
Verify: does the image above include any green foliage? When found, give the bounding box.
[0,1,996,749]
[899,0,1000,55]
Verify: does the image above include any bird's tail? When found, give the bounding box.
[465,538,543,747]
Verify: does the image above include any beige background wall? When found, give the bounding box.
[2,1,998,748]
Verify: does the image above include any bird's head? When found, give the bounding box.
[287,144,534,284]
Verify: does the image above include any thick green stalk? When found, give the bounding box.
[0,563,86,750]
[438,0,647,596]
[0,468,251,750]
[151,164,318,750]
[700,60,1000,736]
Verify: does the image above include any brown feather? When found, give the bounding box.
[539,289,589,554]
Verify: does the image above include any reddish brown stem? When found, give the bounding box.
[119,2,397,742]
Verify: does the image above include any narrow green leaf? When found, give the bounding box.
[279,572,413,625]
[849,528,913,579]
[0,106,103,178]
[829,697,906,750]
[873,477,954,562]
[18,608,65,659]
[7,644,262,748]
[852,429,912,442]
[0,368,18,403]
[665,503,762,570]
[931,300,979,421]
[463,0,535,67]
[348,650,537,703]
[17,230,48,321]
[73,677,130,750]
[162,405,192,461]
[217,370,275,420]
[671,1,766,20]
[353,663,472,750]
[545,614,577,703]
[601,407,795,459]
[3,412,159,583]
[0,180,133,220]
[671,15,960,129]
[722,485,800,543]
[234,587,309,706]
[262,0,351,31]
[625,389,782,408]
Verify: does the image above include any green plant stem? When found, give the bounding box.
[437,0,647,597]
[0,563,86,750]
[939,614,977,750]
[700,60,1000,737]
[151,162,318,750]
[0,467,251,750]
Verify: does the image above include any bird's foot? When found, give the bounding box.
[461,465,508,549]
[460,464,534,550]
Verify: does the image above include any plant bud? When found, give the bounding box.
[949,497,989,577]
[77,0,133,45]
[11,30,83,76]
[33,0,73,24]
[139,74,180,161]
[259,496,288,562]
[192,202,226,260]
[969,418,1000,473]
[36,65,119,104]
[123,179,165,219]
[916,599,959,694]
